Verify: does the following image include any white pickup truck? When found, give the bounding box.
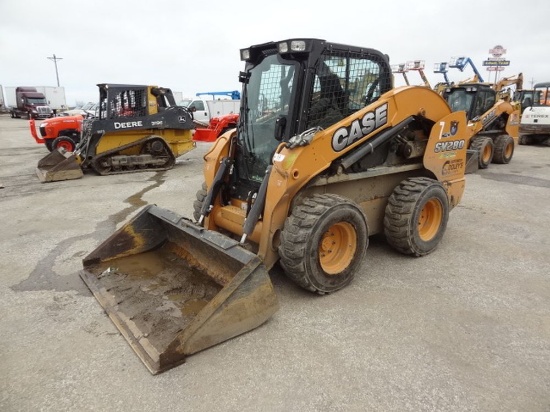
[179,97,240,126]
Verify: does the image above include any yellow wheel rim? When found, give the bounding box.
[417,199,443,241]
[505,141,513,158]
[319,222,357,275]
[482,144,492,162]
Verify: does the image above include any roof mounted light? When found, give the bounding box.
[278,39,308,54]
[278,42,289,53]
[240,48,251,61]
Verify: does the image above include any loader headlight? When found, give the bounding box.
[277,40,308,54]
[240,49,251,61]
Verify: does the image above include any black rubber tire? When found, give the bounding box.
[51,136,76,152]
[59,130,81,144]
[278,194,368,295]
[384,177,449,257]
[470,136,494,169]
[193,181,208,222]
[492,135,515,164]
[519,135,533,145]
[45,139,54,152]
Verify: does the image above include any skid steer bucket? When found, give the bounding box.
[465,149,479,174]
[36,149,83,182]
[80,205,279,374]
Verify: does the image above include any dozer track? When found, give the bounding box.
[90,135,177,176]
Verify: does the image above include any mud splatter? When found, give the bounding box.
[12,172,167,294]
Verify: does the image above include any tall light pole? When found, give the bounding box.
[47,54,63,86]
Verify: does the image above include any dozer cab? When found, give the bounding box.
[36,84,195,182]
[81,38,470,374]
[443,83,520,172]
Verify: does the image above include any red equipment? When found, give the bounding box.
[29,115,83,152]
[193,113,239,142]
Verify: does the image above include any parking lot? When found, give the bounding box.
[0,113,549,411]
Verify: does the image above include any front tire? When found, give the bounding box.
[492,134,514,164]
[51,136,76,152]
[45,139,54,152]
[384,177,449,256]
[279,194,368,294]
[193,181,208,222]
[470,136,494,169]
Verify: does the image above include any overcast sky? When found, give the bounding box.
[1,0,548,106]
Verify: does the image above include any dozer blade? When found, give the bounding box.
[36,149,83,182]
[80,205,279,374]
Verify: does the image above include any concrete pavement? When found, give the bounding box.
[0,114,549,411]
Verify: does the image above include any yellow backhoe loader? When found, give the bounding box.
[80,38,470,374]
[36,84,195,182]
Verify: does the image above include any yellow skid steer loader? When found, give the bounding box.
[81,38,469,374]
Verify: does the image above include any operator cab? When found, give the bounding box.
[233,38,393,200]
[444,84,496,121]
[531,83,550,107]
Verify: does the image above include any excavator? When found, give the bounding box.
[80,38,470,374]
[443,82,520,171]
[492,73,525,115]
[519,82,550,145]
[36,84,195,182]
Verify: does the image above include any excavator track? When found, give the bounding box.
[90,135,176,176]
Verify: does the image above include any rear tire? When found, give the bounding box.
[193,182,208,222]
[384,177,449,256]
[279,194,368,294]
[492,134,514,164]
[52,136,76,152]
[470,136,494,169]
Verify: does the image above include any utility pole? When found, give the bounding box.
[47,54,63,87]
